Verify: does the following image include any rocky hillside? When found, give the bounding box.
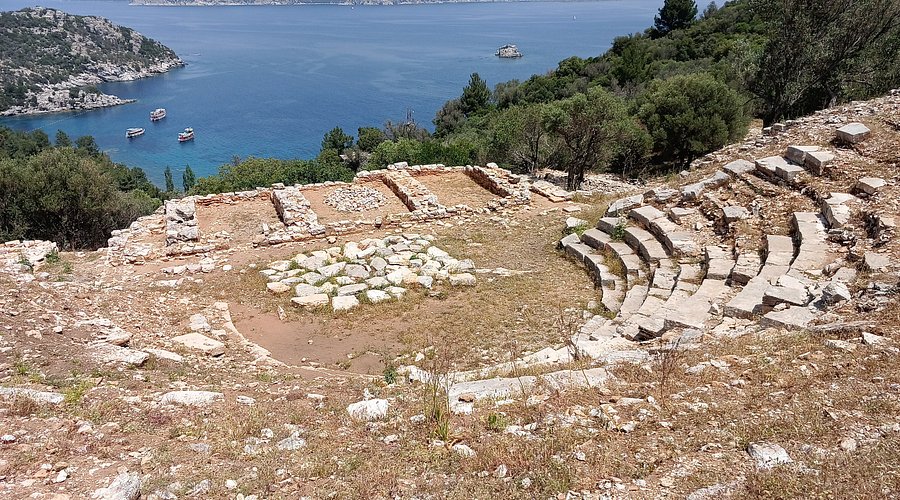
[0,91,897,498]
[0,7,183,115]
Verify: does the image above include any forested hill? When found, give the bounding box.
[0,7,183,115]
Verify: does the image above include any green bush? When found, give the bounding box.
[0,146,161,249]
[637,73,748,168]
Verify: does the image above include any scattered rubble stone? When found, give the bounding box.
[91,471,141,500]
[263,234,480,312]
[747,442,793,469]
[160,391,225,406]
[347,398,389,421]
[172,332,226,356]
[324,186,387,212]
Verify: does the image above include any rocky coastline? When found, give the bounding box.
[0,59,184,117]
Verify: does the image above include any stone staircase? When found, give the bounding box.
[559,134,878,359]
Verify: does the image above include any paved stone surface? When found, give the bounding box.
[337,283,368,296]
[292,293,330,307]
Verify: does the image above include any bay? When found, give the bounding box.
[0,0,660,183]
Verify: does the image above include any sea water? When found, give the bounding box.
[0,0,660,183]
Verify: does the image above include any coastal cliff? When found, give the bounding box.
[0,7,183,116]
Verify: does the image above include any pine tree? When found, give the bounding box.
[652,0,698,38]
[55,130,72,147]
[459,72,491,116]
[164,166,175,192]
[182,165,196,192]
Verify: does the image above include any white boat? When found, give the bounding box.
[178,127,194,142]
[150,108,167,121]
[126,127,144,138]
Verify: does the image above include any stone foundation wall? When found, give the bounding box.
[164,199,199,246]
[1,239,58,268]
[106,162,547,256]
[381,170,444,213]
[465,163,531,206]
[271,186,324,233]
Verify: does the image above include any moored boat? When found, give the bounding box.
[178,127,194,142]
[150,108,167,121]
[126,127,145,138]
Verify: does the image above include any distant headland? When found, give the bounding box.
[0,7,182,116]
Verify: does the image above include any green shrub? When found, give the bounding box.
[638,73,748,169]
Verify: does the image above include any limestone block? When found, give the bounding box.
[172,333,225,356]
[836,122,870,144]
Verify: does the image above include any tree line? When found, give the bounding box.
[0,127,165,249]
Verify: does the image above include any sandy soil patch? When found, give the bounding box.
[195,197,280,242]
[415,171,498,208]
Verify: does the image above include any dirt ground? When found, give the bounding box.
[415,171,499,208]
[196,197,281,241]
[217,202,604,374]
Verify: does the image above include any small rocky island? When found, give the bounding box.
[497,44,523,58]
[0,7,183,116]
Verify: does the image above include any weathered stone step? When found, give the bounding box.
[784,145,835,175]
[723,233,796,318]
[578,229,644,279]
[560,233,625,313]
[663,279,731,331]
[704,246,735,281]
[617,284,649,322]
[628,205,701,257]
[680,170,730,201]
[789,212,834,274]
[732,251,762,285]
[624,227,669,264]
[819,193,857,229]
[755,156,805,182]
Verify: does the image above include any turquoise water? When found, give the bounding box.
[0,0,660,183]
